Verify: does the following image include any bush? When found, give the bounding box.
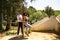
[11,22,18,26]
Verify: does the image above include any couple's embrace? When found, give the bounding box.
[17,11,32,38]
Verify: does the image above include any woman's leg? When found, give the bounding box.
[26,23,32,34]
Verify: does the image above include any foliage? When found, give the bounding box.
[44,6,54,17]
[27,6,47,24]
[54,10,60,16]
[1,0,60,31]
[0,0,35,31]
[27,6,37,24]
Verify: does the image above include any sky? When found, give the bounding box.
[25,0,60,10]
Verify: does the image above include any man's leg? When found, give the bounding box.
[17,22,20,35]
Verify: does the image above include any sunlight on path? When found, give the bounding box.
[0,32,60,40]
[28,32,59,40]
[0,35,16,40]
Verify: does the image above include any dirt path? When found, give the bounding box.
[0,32,60,40]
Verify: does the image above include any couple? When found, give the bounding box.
[17,11,31,37]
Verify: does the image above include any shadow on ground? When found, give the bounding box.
[54,32,60,40]
[8,35,28,40]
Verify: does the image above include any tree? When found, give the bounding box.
[0,0,23,31]
[44,6,54,17]
[0,0,35,31]
[5,0,25,31]
[27,6,37,24]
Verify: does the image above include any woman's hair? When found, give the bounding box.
[23,11,29,16]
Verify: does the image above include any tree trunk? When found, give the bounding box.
[0,0,3,31]
[0,10,3,30]
[5,16,11,31]
[5,7,11,31]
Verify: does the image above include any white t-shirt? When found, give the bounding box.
[17,14,23,22]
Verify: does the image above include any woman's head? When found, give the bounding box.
[23,13,27,16]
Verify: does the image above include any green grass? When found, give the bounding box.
[10,26,18,30]
[5,31,17,35]
[3,26,18,30]
[3,26,18,35]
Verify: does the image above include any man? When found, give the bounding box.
[17,10,24,37]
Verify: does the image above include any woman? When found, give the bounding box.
[23,12,32,36]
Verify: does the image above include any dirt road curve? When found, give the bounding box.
[0,32,60,40]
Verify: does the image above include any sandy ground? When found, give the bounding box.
[0,32,60,40]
